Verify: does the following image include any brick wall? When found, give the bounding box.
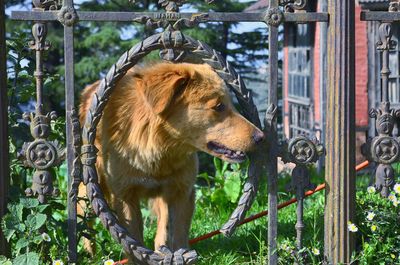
[355,5,369,128]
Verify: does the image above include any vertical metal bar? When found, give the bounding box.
[318,0,328,173]
[64,14,77,265]
[0,0,10,256]
[34,41,44,114]
[380,26,390,103]
[267,1,279,264]
[295,197,304,250]
[324,0,356,263]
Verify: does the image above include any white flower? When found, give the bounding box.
[366,212,376,221]
[394,183,400,194]
[371,224,377,232]
[52,260,64,265]
[347,222,358,232]
[311,248,320,256]
[388,193,397,202]
[104,259,114,265]
[41,232,51,242]
[394,200,399,207]
[367,186,376,194]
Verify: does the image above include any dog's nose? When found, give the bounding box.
[252,130,265,144]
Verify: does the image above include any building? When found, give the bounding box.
[246,0,392,162]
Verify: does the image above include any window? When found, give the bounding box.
[388,25,400,104]
[287,23,314,137]
[288,24,312,99]
[289,102,313,137]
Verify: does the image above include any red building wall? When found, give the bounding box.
[355,5,369,129]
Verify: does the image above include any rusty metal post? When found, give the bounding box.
[324,0,356,263]
[265,1,280,264]
[0,0,10,256]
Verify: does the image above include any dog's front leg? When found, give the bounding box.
[153,188,195,251]
[112,194,144,245]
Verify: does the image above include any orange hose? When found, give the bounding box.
[114,160,370,264]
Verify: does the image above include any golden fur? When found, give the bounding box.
[78,63,264,254]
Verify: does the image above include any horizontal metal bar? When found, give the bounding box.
[360,11,400,22]
[11,11,328,23]
[285,12,328,23]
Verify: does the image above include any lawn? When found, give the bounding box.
[2,156,400,264]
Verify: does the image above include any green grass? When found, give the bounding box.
[80,163,327,264]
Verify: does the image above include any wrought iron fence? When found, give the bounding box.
[1,0,398,264]
[361,2,400,198]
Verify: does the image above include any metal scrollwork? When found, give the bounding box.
[134,13,208,62]
[32,0,61,10]
[362,18,400,197]
[281,135,324,250]
[70,109,82,203]
[130,0,214,12]
[376,23,396,51]
[375,164,395,197]
[20,113,64,203]
[158,0,186,12]
[362,102,400,196]
[389,0,400,12]
[58,6,78,26]
[19,3,65,203]
[279,0,307,13]
[29,23,50,51]
[264,7,284,27]
[81,31,262,263]
[371,136,400,164]
[282,136,324,165]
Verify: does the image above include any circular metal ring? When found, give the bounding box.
[288,136,317,165]
[26,139,57,170]
[371,136,400,164]
[81,32,262,264]
[58,6,78,26]
[264,7,284,27]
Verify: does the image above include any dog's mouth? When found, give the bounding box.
[207,141,247,163]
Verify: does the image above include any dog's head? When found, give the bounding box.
[136,63,265,163]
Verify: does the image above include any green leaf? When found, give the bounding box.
[0,257,12,265]
[25,213,47,230]
[36,204,49,213]
[7,203,23,221]
[58,162,67,178]
[223,172,241,203]
[15,237,29,254]
[32,234,44,244]
[213,157,222,177]
[1,214,26,241]
[19,198,39,209]
[211,188,228,204]
[13,252,39,265]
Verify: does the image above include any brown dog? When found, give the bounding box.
[79,62,264,253]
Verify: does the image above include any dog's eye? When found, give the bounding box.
[213,102,226,112]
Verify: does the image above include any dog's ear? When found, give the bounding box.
[142,70,191,115]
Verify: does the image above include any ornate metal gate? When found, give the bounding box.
[0,0,365,264]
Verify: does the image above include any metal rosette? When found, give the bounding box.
[370,135,400,164]
[81,31,262,264]
[25,139,58,170]
[264,7,284,27]
[287,136,324,165]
